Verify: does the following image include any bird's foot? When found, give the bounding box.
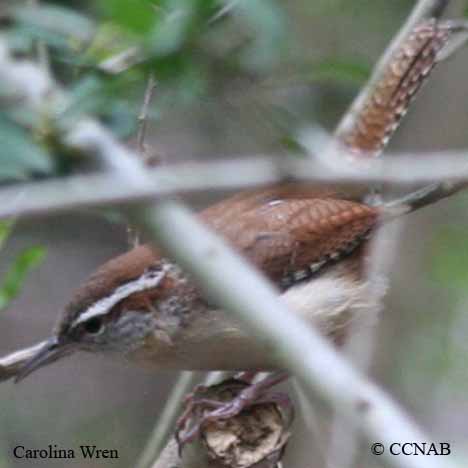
[175,372,291,451]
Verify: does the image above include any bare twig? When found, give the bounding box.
[436,21,468,60]
[291,379,330,468]
[129,72,157,247]
[98,46,144,74]
[146,371,233,468]
[152,392,288,468]
[137,72,157,155]
[384,180,468,214]
[136,372,198,468]
[151,439,181,468]
[207,0,242,25]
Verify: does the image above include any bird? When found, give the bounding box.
[0,18,457,444]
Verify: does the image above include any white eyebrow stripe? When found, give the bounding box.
[72,266,168,327]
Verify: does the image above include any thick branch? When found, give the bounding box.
[1,151,468,221]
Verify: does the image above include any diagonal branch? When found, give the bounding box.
[136,372,199,468]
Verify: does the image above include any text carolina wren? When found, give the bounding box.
[0,20,455,381]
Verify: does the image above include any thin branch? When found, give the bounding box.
[139,371,232,468]
[98,46,144,74]
[207,0,242,25]
[136,372,198,468]
[129,72,157,247]
[151,439,181,468]
[384,180,468,214]
[137,72,157,155]
[291,379,330,468]
[150,379,289,468]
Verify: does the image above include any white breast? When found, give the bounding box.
[281,269,387,336]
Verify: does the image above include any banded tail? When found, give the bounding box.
[343,20,454,157]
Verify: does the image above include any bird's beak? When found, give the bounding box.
[13,337,76,383]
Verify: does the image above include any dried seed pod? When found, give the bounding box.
[190,380,291,468]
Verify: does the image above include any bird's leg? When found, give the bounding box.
[176,372,291,450]
[175,371,259,448]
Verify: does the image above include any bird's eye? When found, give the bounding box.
[83,317,103,334]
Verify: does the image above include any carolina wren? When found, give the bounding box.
[0,20,454,381]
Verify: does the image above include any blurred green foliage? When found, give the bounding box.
[0,116,53,180]
[0,0,387,185]
[430,226,468,292]
[0,221,46,311]
[13,4,96,46]
[0,246,46,310]
[0,221,15,250]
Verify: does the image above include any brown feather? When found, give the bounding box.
[203,195,377,283]
[343,20,452,156]
[63,185,379,325]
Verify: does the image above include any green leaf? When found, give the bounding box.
[0,246,46,310]
[81,22,137,64]
[149,4,195,58]
[61,75,105,120]
[0,117,53,181]
[98,0,156,35]
[0,221,15,251]
[13,4,96,45]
